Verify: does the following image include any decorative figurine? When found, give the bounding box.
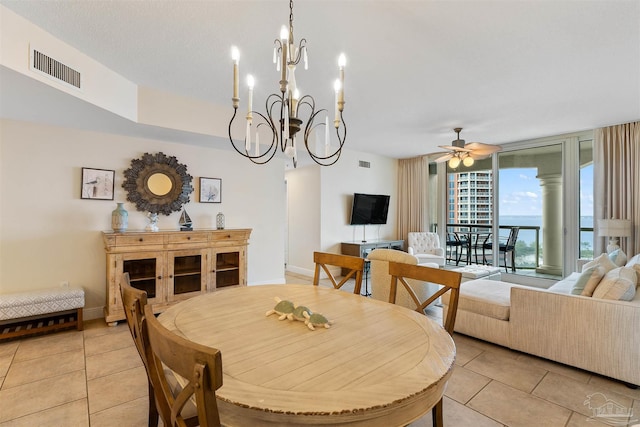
[303,311,332,330]
[146,212,159,232]
[265,297,295,320]
[288,305,312,322]
[179,209,192,231]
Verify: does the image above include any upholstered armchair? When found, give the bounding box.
[407,232,445,266]
[367,248,441,312]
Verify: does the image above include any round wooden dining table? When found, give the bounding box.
[157,284,456,426]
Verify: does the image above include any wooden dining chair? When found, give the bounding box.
[387,261,462,427]
[120,273,159,427]
[313,251,365,295]
[143,304,223,427]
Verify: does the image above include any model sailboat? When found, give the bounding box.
[179,209,193,231]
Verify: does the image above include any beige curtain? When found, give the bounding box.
[397,156,429,243]
[594,121,640,255]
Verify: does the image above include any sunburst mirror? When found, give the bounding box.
[122,152,193,215]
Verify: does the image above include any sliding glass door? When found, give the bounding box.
[497,144,563,277]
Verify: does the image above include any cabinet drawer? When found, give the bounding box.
[211,231,247,241]
[167,233,209,244]
[115,234,165,246]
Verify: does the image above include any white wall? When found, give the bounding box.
[0,119,285,319]
[285,166,320,276]
[285,149,398,275]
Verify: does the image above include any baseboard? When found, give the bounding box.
[286,265,314,277]
[83,306,105,321]
[286,265,339,279]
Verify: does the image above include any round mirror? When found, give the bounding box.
[147,173,173,196]
[123,152,193,215]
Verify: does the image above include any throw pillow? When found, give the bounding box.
[607,249,627,267]
[625,253,640,268]
[582,253,617,275]
[592,267,638,301]
[571,266,605,296]
[624,254,640,283]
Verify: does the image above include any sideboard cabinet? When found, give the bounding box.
[102,229,251,324]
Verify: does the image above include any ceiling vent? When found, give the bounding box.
[30,47,81,89]
[358,160,371,168]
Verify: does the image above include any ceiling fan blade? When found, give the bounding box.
[465,142,503,155]
[438,145,471,153]
[468,152,491,160]
[433,153,454,163]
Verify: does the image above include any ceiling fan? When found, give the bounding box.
[432,128,502,168]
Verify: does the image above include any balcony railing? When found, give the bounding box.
[446,223,541,271]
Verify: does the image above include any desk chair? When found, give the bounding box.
[120,274,158,427]
[313,252,365,295]
[387,262,462,427]
[144,304,223,427]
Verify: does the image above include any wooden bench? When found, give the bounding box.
[0,287,85,341]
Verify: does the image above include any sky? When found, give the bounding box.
[498,166,594,217]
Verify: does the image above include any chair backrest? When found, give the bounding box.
[120,273,149,364]
[387,261,462,334]
[143,304,223,427]
[367,248,423,309]
[506,227,520,248]
[408,232,441,254]
[313,251,365,295]
[120,273,161,427]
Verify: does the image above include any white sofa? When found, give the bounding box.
[442,252,640,387]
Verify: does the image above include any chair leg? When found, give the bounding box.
[148,380,159,427]
[432,398,444,427]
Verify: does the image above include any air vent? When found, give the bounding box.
[30,48,81,89]
[359,160,371,168]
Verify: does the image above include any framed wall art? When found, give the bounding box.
[199,177,222,203]
[81,167,115,200]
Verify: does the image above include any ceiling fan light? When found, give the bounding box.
[463,156,475,167]
[448,156,461,169]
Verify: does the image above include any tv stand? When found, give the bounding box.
[341,239,405,296]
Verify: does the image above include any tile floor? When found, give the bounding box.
[1,273,638,427]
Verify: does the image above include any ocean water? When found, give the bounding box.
[498,215,594,249]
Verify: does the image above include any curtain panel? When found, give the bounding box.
[397,156,429,245]
[594,121,640,256]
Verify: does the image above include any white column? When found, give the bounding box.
[536,173,563,275]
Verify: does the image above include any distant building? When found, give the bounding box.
[448,171,493,224]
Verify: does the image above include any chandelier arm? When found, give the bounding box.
[228,107,253,157]
[245,110,279,165]
[266,93,286,152]
[229,104,279,165]
[289,39,307,66]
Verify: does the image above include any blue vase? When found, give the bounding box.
[112,203,128,232]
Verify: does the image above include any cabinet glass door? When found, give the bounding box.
[214,249,241,289]
[121,253,163,304]
[168,249,207,301]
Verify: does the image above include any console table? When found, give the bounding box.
[341,239,404,295]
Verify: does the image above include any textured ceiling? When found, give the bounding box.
[1,0,639,161]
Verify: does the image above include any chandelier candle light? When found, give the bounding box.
[229,0,347,167]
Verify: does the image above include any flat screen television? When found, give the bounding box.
[349,193,390,225]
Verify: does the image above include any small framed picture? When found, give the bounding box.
[81,167,115,200]
[199,177,222,203]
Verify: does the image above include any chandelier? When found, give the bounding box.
[229,0,346,168]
